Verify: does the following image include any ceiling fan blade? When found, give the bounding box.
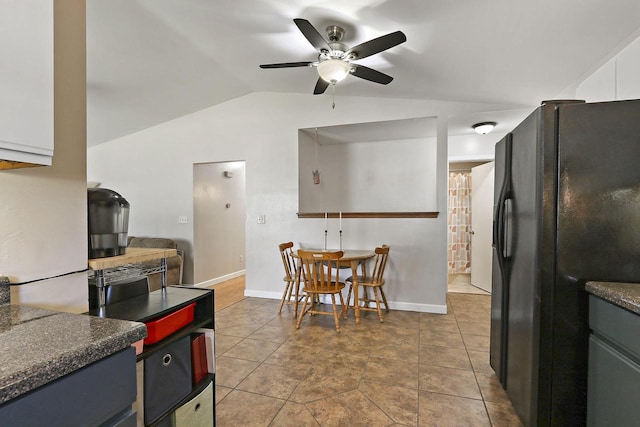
[351,64,394,85]
[294,18,331,53]
[313,77,330,95]
[259,62,312,69]
[343,31,406,60]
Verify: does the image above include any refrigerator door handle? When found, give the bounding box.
[495,133,513,265]
[503,198,512,258]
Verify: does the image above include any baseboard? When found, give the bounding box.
[193,270,245,288]
[243,289,448,314]
[388,301,448,314]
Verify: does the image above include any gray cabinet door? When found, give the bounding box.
[588,335,640,426]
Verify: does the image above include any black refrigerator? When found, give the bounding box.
[490,99,640,426]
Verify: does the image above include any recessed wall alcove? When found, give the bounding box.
[298,117,439,219]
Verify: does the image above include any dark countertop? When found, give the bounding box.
[0,304,146,404]
[585,281,640,315]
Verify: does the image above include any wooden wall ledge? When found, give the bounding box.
[297,212,439,219]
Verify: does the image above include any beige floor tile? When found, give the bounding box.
[363,356,420,389]
[211,286,509,426]
[236,363,301,400]
[383,310,422,329]
[215,389,284,427]
[457,319,490,336]
[475,371,510,403]
[467,350,493,373]
[306,389,394,426]
[419,345,472,370]
[263,342,320,371]
[215,356,259,388]
[215,334,243,356]
[418,391,490,427]
[359,380,419,425]
[311,350,370,375]
[453,310,491,323]
[376,323,420,342]
[420,329,466,349]
[221,337,281,362]
[418,365,482,399]
[269,401,320,426]
[370,339,420,363]
[216,322,264,338]
[462,333,490,352]
[248,323,294,344]
[215,313,257,328]
[248,310,279,324]
[420,314,459,332]
[289,367,361,404]
[485,400,524,427]
[215,385,232,404]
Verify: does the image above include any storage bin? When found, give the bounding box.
[144,303,195,345]
[144,335,192,425]
[172,380,214,427]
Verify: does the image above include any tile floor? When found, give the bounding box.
[214,293,523,426]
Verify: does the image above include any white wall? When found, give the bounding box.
[193,161,246,284]
[576,33,640,101]
[88,93,519,313]
[299,136,438,213]
[1,1,87,313]
[448,133,505,162]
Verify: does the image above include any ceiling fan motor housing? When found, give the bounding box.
[326,25,345,42]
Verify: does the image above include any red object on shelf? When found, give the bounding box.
[144,303,196,345]
[191,334,208,385]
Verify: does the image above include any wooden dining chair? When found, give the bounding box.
[278,241,299,313]
[346,245,390,322]
[296,250,346,332]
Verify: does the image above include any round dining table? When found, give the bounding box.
[293,249,375,324]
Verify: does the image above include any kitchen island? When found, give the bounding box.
[585,281,640,426]
[0,303,146,425]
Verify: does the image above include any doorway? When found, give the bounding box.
[447,161,493,294]
[193,161,246,286]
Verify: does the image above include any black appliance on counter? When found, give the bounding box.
[88,188,130,259]
[490,99,640,426]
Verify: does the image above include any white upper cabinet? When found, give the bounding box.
[0,2,53,168]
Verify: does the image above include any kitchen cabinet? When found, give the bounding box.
[0,304,145,426]
[0,348,137,426]
[89,286,215,426]
[0,2,54,169]
[587,293,640,426]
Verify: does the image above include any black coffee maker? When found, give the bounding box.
[87,188,130,259]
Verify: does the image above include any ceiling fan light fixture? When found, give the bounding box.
[317,59,350,83]
[472,121,497,135]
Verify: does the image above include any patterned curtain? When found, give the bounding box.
[448,172,472,274]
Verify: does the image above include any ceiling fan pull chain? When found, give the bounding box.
[332,83,336,109]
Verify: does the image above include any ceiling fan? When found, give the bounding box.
[259,18,407,95]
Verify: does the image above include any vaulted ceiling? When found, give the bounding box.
[87,0,640,146]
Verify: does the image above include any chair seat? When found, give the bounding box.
[302,282,345,294]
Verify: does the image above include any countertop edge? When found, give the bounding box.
[0,307,146,404]
[585,281,640,315]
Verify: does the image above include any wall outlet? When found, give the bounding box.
[257,215,266,224]
[178,216,188,224]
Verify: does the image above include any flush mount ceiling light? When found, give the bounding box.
[472,122,497,135]
[317,59,351,84]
